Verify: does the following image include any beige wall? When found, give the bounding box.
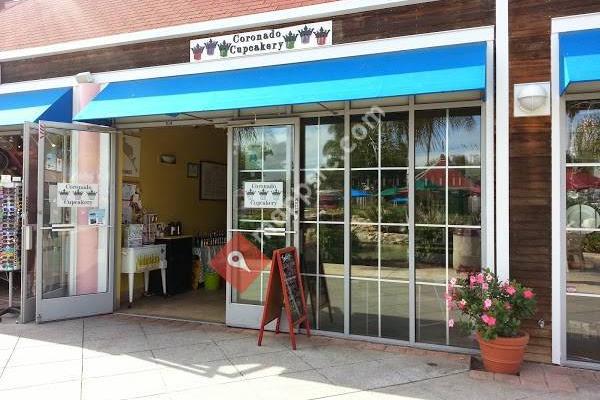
[117,125,227,304]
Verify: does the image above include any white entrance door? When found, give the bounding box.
[34,121,116,322]
[226,120,299,328]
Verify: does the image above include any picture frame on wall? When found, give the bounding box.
[187,163,199,178]
[122,135,141,177]
[199,161,226,200]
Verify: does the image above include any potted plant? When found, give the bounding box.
[298,25,314,44]
[190,43,204,60]
[218,41,231,57]
[314,27,331,45]
[283,31,298,49]
[447,269,537,374]
[204,39,218,56]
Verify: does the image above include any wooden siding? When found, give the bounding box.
[0,0,494,83]
[509,0,600,363]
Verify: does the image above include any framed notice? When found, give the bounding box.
[199,162,226,200]
[57,183,99,208]
[244,182,283,209]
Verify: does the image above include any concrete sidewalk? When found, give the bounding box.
[0,314,598,400]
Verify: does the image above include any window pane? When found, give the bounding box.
[415,171,446,225]
[319,277,345,333]
[381,281,409,340]
[236,127,262,170]
[415,227,446,284]
[416,284,446,345]
[448,168,481,226]
[301,122,319,169]
[235,172,262,223]
[351,279,379,337]
[302,275,317,329]
[567,295,600,363]
[381,113,409,167]
[320,117,346,168]
[448,108,481,166]
[351,117,378,168]
[566,166,600,229]
[381,170,408,224]
[449,228,481,280]
[351,170,378,223]
[351,225,378,279]
[415,109,446,167]
[300,224,317,274]
[319,170,344,222]
[380,225,409,281]
[320,224,344,276]
[263,125,291,170]
[566,231,600,296]
[300,170,318,221]
[566,101,600,164]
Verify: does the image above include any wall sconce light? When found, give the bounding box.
[75,71,94,84]
[514,82,550,117]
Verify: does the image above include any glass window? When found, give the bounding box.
[565,100,600,364]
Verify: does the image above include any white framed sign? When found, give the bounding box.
[244,182,283,209]
[57,183,99,208]
[190,21,332,62]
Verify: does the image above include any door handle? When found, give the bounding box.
[48,224,76,232]
[23,225,33,250]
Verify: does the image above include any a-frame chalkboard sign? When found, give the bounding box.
[257,247,311,350]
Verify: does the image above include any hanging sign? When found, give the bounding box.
[244,182,283,209]
[57,183,99,207]
[190,21,332,62]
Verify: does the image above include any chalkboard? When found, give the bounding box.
[258,247,311,350]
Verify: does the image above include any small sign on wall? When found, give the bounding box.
[190,21,332,62]
[244,182,283,209]
[57,183,99,208]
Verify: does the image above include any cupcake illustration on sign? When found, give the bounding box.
[271,187,282,200]
[191,43,204,60]
[283,31,298,49]
[218,41,232,57]
[259,188,268,200]
[204,39,218,56]
[314,27,331,46]
[298,25,314,44]
[59,188,69,201]
[73,189,83,200]
[87,188,97,201]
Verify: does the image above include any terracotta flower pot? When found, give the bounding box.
[476,332,529,374]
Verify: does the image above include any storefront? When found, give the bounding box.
[0,0,599,369]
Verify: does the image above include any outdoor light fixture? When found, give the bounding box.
[75,71,94,84]
[513,82,550,117]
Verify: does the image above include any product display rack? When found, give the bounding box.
[0,176,22,320]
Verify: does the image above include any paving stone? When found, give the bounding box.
[546,374,578,393]
[469,369,494,380]
[494,372,520,385]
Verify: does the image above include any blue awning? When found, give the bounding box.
[560,29,600,93]
[0,87,73,126]
[75,42,486,121]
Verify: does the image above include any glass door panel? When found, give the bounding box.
[227,122,296,328]
[35,122,114,322]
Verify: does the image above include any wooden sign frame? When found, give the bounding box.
[257,247,311,350]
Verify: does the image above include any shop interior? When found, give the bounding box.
[118,125,228,323]
[0,133,23,319]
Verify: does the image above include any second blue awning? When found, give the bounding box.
[0,87,72,126]
[75,42,486,121]
[560,28,600,93]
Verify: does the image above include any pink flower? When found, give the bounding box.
[523,290,534,299]
[483,299,492,310]
[482,282,489,290]
[448,319,455,328]
[469,275,477,287]
[449,277,457,287]
[476,273,485,284]
[481,314,496,327]
[505,285,516,296]
[459,299,467,309]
